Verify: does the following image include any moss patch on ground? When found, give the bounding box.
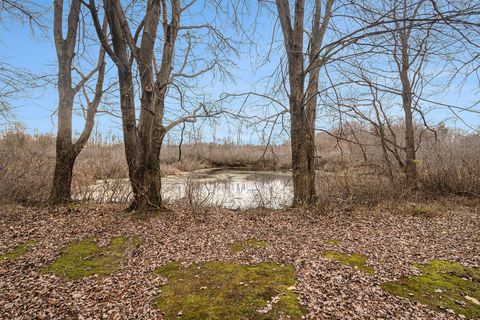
[323,250,375,275]
[43,236,141,280]
[382,260,480,319]
[229,239,268,253]
[0,240,38,262]
[326,239,341,245]
[411,205,435,216]
[154,261,305,319]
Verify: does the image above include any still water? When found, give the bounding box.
[82,169,293,209]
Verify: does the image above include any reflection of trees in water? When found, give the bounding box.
[163,171,293,209]
[80,170,293,209]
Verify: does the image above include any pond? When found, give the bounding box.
[78,168,293,209]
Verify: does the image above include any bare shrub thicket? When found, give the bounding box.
[418,129,480,196]
[1,123,479,207]
[316,122,480,209]
[161,142,291,170]
[0,130,128,204]
[0,129,54,204]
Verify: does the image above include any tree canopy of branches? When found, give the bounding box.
[0,0,46,124]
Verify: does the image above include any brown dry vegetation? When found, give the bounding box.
[1,123,480,207]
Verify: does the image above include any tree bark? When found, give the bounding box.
[290,102,316,206]
[399,25,418,189]
[97,0,169,210]
[401,74,418,189]
[129,128,166,209]
[50,145,76,203]
[276,0,332,206]
[50,0,105,204]
[50,0,79,204]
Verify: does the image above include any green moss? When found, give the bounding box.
[154,261,305,319]
[411,206,434,216]
[326,239,341,246]
[382,260,480,319]
[229,239,268,254]
[0,240,38,262]
[43,236,141,280]
[323,250,375,275]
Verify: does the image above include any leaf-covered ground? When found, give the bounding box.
[0,198,479,319]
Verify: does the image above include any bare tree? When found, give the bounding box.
[50,0,106,204]
[0,0,45,29]
[326,0,469,189]
[273,0,333,206]
[259,0,474,201]
[392,0,426,188]
[87,0,232,210]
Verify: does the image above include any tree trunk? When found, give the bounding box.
[50,0,104,205]
[128,128,165,210]
[290,105,316,206]
[276,0,328,206]
[49,54,75,204]
[399,30,418,189]
[116,65,144,208]
[288,50,316,206]
[91,0,181,211]
[50,145,76,203]
[402,90,417,189]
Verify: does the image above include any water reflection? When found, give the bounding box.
[80,169,293,209]
[162,169,293,209]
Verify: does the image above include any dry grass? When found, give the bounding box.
[0,130,54,204]
[0,130,291,204]
[314,169,402,212]
[161,142,291,170]
[1,125,480,207]
[314,124,480,211]
[418,132,480,196]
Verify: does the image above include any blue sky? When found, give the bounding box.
[0,0,278,143]
[1,0,479,144]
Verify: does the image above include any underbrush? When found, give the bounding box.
[418,135,480,196]
[314,167,402,212]
[0,139,54,204]
[1,128,480,209]
[0,131,292,205]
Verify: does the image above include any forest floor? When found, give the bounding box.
[0,197,479,319]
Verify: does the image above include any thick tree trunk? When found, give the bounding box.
[131,149,162,209]
[290,106,316,206]
[50,56,75,204]
[276,0,326,207]
[116,66,144,209]
[128,130,165,210]
[50,146,76,203]
[50,0,104,204]
[94,0,178,211]
[289,57,316,206]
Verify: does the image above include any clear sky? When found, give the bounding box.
[0,0,281,144]
[1,0,478,145]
